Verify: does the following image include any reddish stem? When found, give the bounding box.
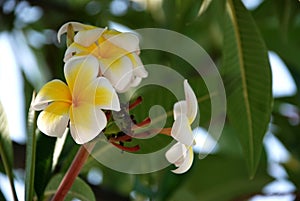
[111,142,140,152]
[158,128,172,135]
[51,142,95,201]
[129,96,142,110]
[110,134,132,142]
[132,127,172,139]
[132,117,151,129]
[105,111,111,120]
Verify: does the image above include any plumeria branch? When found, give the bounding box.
[51,141,95,201]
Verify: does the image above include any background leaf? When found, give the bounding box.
[167,153,272,201]
[222,0,273,177]
[0,102,18,201]
[25,93,37,201]
[197,0,213,17]
[44,174,96,201]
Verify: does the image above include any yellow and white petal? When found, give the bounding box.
[173,101,187,121]
[74,28,106,47]
[103,31,140,53]
[184,80,198,124]
[99,57,133,92]
[64,55,99,93]
[32,80,71,111]
[37,102,70,137]
[94,77,120,111]
[69,104,107,144]
[172,146,194,174]
[77,77,120,110]
[171,115,194,146]
[165,142,186,165]
[57,22,96,43]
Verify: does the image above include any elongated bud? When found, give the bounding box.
[67,23,75,47]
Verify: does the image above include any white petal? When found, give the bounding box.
[37,102,70,138]
[171,115,194,146]
[104,32,140,53]
[172,146,194,174]
[165,142,186,164]
[129,77,142,88]
[70,104,107,144]
[64,44,81,62]
[173,101,187,120]
[132,53,148,78]
[99,57,133,93]
[184,80,198,123]
[74,28,106,47]
[57,22,95,43]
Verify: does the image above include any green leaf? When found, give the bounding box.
[83,158,134,196]
[0,189,6,201]
[44,174,96,201]
[222,0,272,178]
[167,153,272,201]
[252,0,300,74]
[197,0,213,17]
[55,134,80,173]
[283,156,300,188]
[25,93,37,201]
[0,103,13,168]
[34,133,56,200]
[0,102,18,201]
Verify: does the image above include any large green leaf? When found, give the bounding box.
[222,0,272,177]
[25,93,37,201]
[0,102,18,201]
[167,153,272,201]
[44,174,96,201]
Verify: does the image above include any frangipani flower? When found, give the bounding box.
[165,80,198,173]
[32,56,120,144]
[57,22,148,93]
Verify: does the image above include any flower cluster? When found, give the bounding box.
[58,22,148,93]
[32,22,148,144]
[32,22,198,174]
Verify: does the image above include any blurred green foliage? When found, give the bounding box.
[1,0,300,200]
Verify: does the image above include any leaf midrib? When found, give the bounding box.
[227,0,254,169]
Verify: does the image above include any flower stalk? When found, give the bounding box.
[129,96,142,110]
[51,142,95,201]
[132,117,151,129]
